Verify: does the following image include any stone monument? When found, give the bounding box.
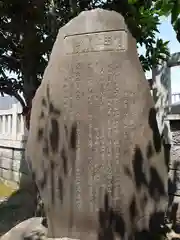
[0,218,47,240]
[26,9,168,239]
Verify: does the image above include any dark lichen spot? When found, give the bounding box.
[129,196,138,220]
[133,146,148,189]
[146,141,154,159]
[70,122,77,149]
[32,171,36,181]
[42,218,48,228]
[39,111,45,120]
[61,148,68,175]
[38,170,47,189]
[64,125,68,137]
[50,160,55,170]
[140,194,148,210]
[49,118,59,153]
[42,98,47,107]
[58,177,63,204]
[50,161,55,204]
[99,193,125,239]
[164,143,171,172]
[37,128,44,141]
[113,213,125,238]
[123,166,132,179]
[43,138,49,156]
[148,108,161,153]
[49,102,61,116]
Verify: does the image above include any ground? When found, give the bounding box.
[0,180,15,199]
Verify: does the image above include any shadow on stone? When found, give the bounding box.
[97,108,167,240]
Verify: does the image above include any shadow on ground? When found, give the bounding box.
[0,189,37,237]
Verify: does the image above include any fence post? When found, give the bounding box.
[12,103,18,141]
[2,115,5,135]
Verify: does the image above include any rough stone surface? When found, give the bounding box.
[170,129,180,171]
[169,122,180,197]
[170,145,180,169]
[172,131,180,145]
[26,9,168,240]
[168,121,180,231]
[0,217,47,240]
[168,169,180,195]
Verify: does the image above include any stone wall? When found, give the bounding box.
[0,100,31,188]
[0,137,33,189]
[166,119,180,228]
[169,120,180,198]
[0,142,30,187]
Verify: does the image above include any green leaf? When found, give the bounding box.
[128,0,138,4]
[171,0,180,24]
[155,0,173,16]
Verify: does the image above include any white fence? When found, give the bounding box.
[0,101,30,186]
[0,102,26,143]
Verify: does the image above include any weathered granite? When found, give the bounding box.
[172,131,180,145]
[26,9,168,240]
[169,122,180,196]
[0,217,47,240]
[167,120,180,230]
[169,169,180,195]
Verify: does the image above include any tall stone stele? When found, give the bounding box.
[26,9,168,240]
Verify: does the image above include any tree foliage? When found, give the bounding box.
[0,0,179,106]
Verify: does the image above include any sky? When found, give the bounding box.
[138,16,180,94]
